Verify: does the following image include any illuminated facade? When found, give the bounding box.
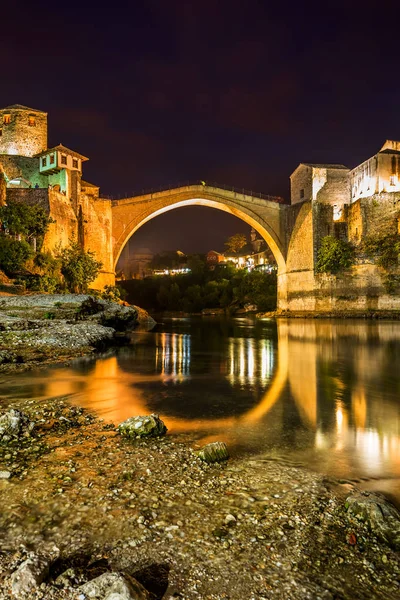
[290,140,400,209]
[0,103,114,288]
[350,140,400,200]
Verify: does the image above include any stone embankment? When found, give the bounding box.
[1,399,400,599]
[258,309,400,320]
[0,294,155,371]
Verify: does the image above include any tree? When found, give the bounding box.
[59,241,102,293]
[0,237,33,275]
[0,200,53,250]
[224,233,247,254]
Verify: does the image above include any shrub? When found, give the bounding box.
[59,242,102,293]
[0,237,33,275]
[316,236,355,274]
[363,233,400,269]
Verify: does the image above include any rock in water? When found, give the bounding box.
[78,572,149,599]
[197,442,229,463]
[0,409,34,443]
[118,414,167,439]
[346,491,400,550]
[10,556,50,598]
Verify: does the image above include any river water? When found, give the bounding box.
[2,317,400,501]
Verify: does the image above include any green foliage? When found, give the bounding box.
[120,266,277,313]
[384,273,400,294]
[43,311,56,320]
[0,200,54,246]
[316,236,355,275]
[363,233,400,269]
[59,241,102,293]
[101,284,126,302]
[22,274,61,293]
[224,233,247,254]
[0,237,33,275]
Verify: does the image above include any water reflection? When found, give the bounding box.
[156,333,191,381]
[2,317,400,498]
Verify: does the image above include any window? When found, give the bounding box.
[3,114,11,124]
[0,129,2,137]
[49,154,55,165]
[61,155,67,165]
[42,157,47,168]
[392,156,396,175]
[300,188,305,199]
[28,116,36,127]
[390,175,396,186]
[72,158,78,169]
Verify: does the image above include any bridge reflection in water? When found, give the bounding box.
[6,318,400,494]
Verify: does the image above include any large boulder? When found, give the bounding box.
[118,414,167,439]
[0,409,34,443]
[346,491,400,550]
[77,572,149,599]
[76,297,138,331]
[197,441,229,463]
[10,556,50,598]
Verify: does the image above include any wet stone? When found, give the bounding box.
[77,572,149,599]
[346,491,400,550]
[118,414,167,439]
[10,555,50,598]
[197,441,229,464]
[0,409,34,444]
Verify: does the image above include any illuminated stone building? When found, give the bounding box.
[0,104,114,288]
[350,140,400,201]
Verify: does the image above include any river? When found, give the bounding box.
[2,316,400,501]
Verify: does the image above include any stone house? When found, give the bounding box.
[0,104,114,288]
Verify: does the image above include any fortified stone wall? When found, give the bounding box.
[5,188,114,289]
[314,169,350,208]
[282,191,400,312]
[81,194,114,288]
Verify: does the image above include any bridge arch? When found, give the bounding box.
[111,185,288,307]
[113,185,286,266]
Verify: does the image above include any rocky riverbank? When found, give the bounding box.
[0,294,156,372]
[1,396,400,599]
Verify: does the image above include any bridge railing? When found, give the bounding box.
[102,180,287,204]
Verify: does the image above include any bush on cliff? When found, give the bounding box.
[0,200,53,251]
[316,236,355,275]
[363,233,400,269]
[59,241,103,293]
[0,237,33,275]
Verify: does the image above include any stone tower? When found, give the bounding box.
[0,104,47,157]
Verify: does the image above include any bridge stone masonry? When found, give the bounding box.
[111,184,291,307]
[2,103,400,313]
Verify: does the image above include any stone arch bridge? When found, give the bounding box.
[111,184,314,310]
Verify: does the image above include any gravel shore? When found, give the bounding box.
[1,396,400,599]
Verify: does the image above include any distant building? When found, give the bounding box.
[207,228,277,272]
[206,250,225,265]
[117,246,153,279]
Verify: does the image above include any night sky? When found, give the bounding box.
[2,1,400,254]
